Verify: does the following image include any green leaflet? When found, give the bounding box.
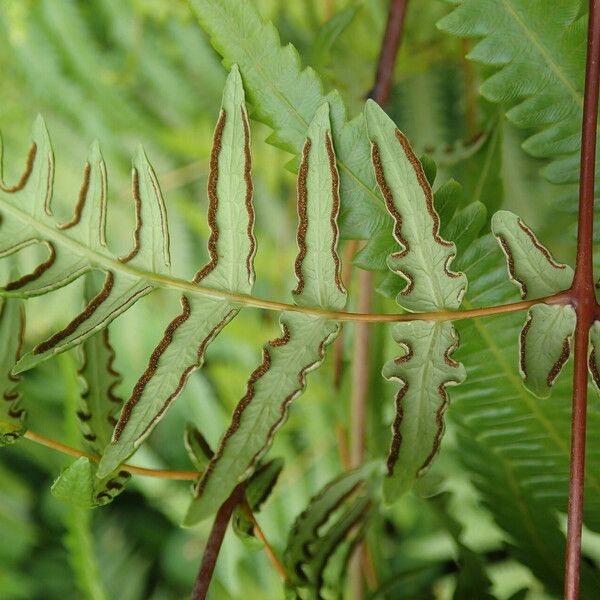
[0,296,25,445]
[588,321,600,389]
[365,99,467,312]
[3,118,170,374]
[382,321,466,501]
[284,463,379,598]
[184,103,347,525]
[97,65,256,478]
[492,210,575,397]
[437,0,586,189]
[365,101,467,501]
[189,0,393,246]
[184,424,214,471]
[52,272,131,506]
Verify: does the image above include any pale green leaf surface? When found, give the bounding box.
[491,210,573,299]
[0,297,25,445]
[98,66,255,478]
[519,303,576,398]
[365,99,467,312]
[382,321,466,501]
[184,105,346,524]
[492,210,575,396]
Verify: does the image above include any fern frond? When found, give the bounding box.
[97,65,256,477]
[438,0,586,189]
[365,101,467,501]
[184,103,347,525]
[189,0,393,251]
[0,296,25,445]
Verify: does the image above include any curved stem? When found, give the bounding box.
[564,2,600,598]
[22,429,199,480]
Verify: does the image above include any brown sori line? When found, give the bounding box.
[3,391,18,401]
[5,243,57,291]
[519,313,533,380]
[497,234,528,298]
[245,329,331,475]
[241,107,256,283]
[325,132,345,294]
[44,154,54,215]
[58,163,91,230]
[119,169,143,263]
[252,462,282,510]
[136,309,235,442]
[517,218,567,270]
[547,337,571,386]
[394,130,453,251]
[386,385,407,476]
[113,296,192,441]
[443,332,461,368]
[194,110,227,283]
[34,271,114,354]
[393,344,413,365]
[195,323,292,497]
[76,410,92,422]
[102,328,123,408]
[84,433,97,442]
[0,143,37,192]
[371,143,415,296]
[417,385,450,475]
[589,349,600,388]
[9,407,24,419]
[293,138,311,296]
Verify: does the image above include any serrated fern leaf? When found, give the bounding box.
[492,210,575,397]
[97,65,256,478]
[366,101,467,502]
[189,0,393,247]
[437,0,586,187]
[0,296,25,445]
[2,118,170,374]
[284,463,379,599]
[184,103,347,525]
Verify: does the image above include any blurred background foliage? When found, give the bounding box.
[0,0,598,599]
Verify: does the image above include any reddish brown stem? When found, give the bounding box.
[351,2,410,598]
[191,483,246,600]
[565,2,600,598]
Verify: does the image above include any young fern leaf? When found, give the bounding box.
[284,463,379,598]
[97,65,255,478]
[2,119,170,374]
[588,322,600,390]
[184,424,214,471]
[52,273,131,507]
[365,101,467,502]
[183,103,347,525]
[0,296,25,445]
[491,210,575,398]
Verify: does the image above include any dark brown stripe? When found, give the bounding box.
[293,139,311,296]
[497,234,528,298]
[241,107,256,283]
[386,385,407,476]
[519,312,533,380]
[136,309,235,442]
[58,163,90,230]
[5,243,56,291]
[371,142,414,296]
[589,347,600,388]
[417,385,449,475]
[517,218,567,270]
[547,337,571,386]
[196,323,292,496]
[325,132,345,295]
[194,110,227,283]
[119,169,143,263]
[34,271,114,354]
[113,296,192,441]
[0,143,37,192]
